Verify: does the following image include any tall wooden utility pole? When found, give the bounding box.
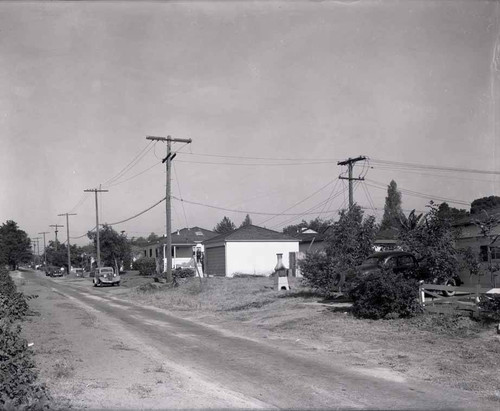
[84,188,108,269]
[146,135,192,282]
[338,156,367,209]
[49,224,64,250]
[58,213,77,273]
[31,237,40,266]
[38,231,49,267]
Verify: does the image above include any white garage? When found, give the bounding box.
[204,225,299,277]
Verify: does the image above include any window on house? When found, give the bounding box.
[144,250,147,257]
[155,249,159,257]
[479,246,500,261]
[149,249,152,257]
[195,231,203,236]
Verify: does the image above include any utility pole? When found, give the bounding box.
[338,156,367,209]
[58,213,77,274]
[38,231,49,267]
[49,224,64,250]
[31,237,40,266]
[84,188,108,269]
[146,135,192,282]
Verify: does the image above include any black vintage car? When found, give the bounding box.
[359,251,419,275]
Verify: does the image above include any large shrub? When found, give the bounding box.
[132,257,157,276]
[348,268,422,320]
[300,206,377,296]
[398,203,460,283]
[0,268,51,409]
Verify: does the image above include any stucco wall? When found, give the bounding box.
[225,241,299,277]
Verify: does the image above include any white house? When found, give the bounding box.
[203,225,299,277]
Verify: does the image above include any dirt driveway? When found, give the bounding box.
[16,270,499,409]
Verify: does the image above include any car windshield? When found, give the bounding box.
[99,268,113,274]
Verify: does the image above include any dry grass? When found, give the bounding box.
[52,360,74,379]
[126,275,500,399]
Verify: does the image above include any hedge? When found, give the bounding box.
[0,268,51,409]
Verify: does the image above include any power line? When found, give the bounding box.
[258,179,337,226]
[177,151,340,162]
[106,196,166,226]
[175,159,335,167]
[173,163,189,229]
[102,141,156,187]
[369,158,500,176]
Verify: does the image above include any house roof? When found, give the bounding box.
[204,224,298,244]
[145,227,218,247]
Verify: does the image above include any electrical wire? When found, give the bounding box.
[177,151,340,162]
[101,141,156,187]
[173,163,189,229]
[258,179,337,226]
[175,159,335,167]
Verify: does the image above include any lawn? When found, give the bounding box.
[124,274,500,402]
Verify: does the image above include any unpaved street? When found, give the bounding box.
[18,270,498,409]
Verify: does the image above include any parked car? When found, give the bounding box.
[45,266,63,277]
[359,251,461,296]
[73,268,84,277]
[93,267,120,287]
[359,251,419,276]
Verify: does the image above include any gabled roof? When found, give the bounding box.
[204,224,298,244]
[145,227,218,247]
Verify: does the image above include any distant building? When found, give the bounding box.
[140,227,218,271]
[203,225,299,277]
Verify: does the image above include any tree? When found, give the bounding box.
[239,214,253,228]
[300,206,377,295]
[398,202,460,282]
[147,232,160,243]
[470,196,500,215]
[214,216,236,234]
[44,241,85,270]
[87,225,131,271]
[437,202,469,222]
[0,220,32,270]
[380,180,403,231]
[282,217,332,237]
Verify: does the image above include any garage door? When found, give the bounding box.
[205,246,225,276]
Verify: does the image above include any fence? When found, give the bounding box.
[418,282,500,314]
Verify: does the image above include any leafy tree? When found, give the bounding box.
[380,180,403,231]
[44,241,84,270]
[214,216,236,234]
[470,196,500,215]
[300,206,377,295]
[239,214,253,228]
[0,220,32,270]
[282,217,332,237]
[437,202,469,221]
[147,232,160,243]
[87,225,131,271]
[129,236,149,247]
[398,202,460,282]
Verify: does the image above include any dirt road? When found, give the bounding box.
[17,270,498,409]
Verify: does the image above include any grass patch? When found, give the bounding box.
[52,360,74,379]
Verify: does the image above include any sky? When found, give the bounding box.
[1,0,500,247]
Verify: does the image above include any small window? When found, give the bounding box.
[155,248,159,257]
[149,249,152,257]
[195,231,203,236]
[480,246,489,262]
[492,247,500,260]
[144,250,147,257]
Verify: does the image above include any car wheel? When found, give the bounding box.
[442,278,457,297]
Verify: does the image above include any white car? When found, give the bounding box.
[93,267,120,287]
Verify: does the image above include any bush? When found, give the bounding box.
[478,295,500,321]
[299,252,353,296]
[172,268,195,286]
[132,257,157,276]
[348,268,422,320]
[0,268,51,409]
